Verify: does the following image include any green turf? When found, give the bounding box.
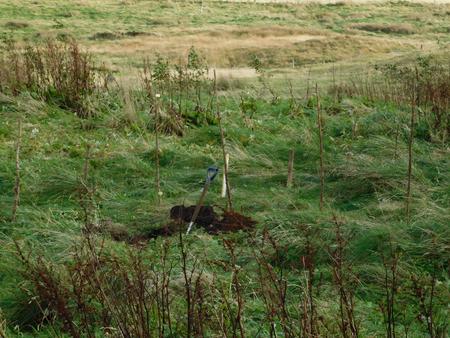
[0,78,448,335]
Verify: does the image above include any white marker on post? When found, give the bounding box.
[221,153,229,198]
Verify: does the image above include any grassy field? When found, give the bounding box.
[0,1,449,337]
[1,0,449,72]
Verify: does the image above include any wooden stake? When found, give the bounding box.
[81,145,93,230]
[394,120,400,159]
[214,70,232,210]
[12,119,22,222]
[316,84,325,211]
[222,153,229,198]
[155,95,162,205]
[305,66,312,101]
[332,65,337,104]
[286,149,295,188]
[406,80,416,222]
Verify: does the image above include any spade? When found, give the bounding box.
[186,166,219,234]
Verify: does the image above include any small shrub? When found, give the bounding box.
[240,95,258,119]
[0,39,99,117]
[331,55,450,141]
[141,48,215,129]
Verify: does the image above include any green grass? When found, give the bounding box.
[0,82,448,335]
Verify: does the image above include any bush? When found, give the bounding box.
[0,39,99,117]
[330,55,450,141]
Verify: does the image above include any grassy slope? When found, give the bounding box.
[0,87,448,336]
[1,0,449,69]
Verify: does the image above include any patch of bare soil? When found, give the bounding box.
[169,205,256,234]
[87,26,326,66]
[170,205,218,227]
[211,211,257,233]
[106,205,256,244]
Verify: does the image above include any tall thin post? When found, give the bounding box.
[406,81,416,222]
[222,153,229,198]
[214,70,232,210]
[12,119,22,222]
[316,84,324,211]
[286,149,295,188]
[155,94,162,205]
[305,66,312,101]
[80,144,94,231]
[332,65,337,104]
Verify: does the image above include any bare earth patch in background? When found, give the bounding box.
[88,26,326,66]
[88,24,419,72]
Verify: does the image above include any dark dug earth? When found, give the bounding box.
[120,206,256,244]
[169,205,256,234]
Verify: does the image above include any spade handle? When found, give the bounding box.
[186,182,210,234]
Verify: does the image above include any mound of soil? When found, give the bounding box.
[212,211,257,233]
[109,205,256,244]
[169,204,256,235]
[170,205,218,227]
